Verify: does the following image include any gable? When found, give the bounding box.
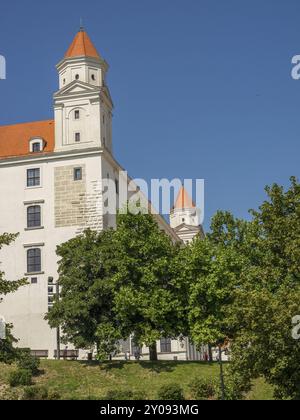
[174,223,201,233]
[54,80,100,97]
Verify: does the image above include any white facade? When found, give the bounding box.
[0,30,202,360]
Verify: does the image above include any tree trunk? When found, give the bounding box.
[208,344,213,362]
[149,342,158,361]
[218,345,226,400]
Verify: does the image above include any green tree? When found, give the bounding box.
[204,177,300,399]
[46,212,183,361]
[0,233,27,363]
[112,211,183,360]
[227,177,300,399]
[177,232,245,399]
[46,229,122,357]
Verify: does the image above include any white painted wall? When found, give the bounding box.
[0,152,107,357]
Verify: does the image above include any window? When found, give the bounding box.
[74,168,82,181]
[27,168,40,187]
[75,74,79,80]
[115,180,119,195]
[48,286,54,294]
[32,142,41,153]
[74,110,80,120]
[31,277,38,284]
[91,74,96,81]
[27,205,41,228]
[29,138,44,153]
[27,248,41,273]
[160,338,171,353]
[75,132,81,142]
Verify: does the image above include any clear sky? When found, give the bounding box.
[0,0,299,229]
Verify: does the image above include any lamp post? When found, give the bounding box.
[56,281,61,360]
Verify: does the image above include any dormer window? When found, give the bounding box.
[32,143,41,153]
[29,138,44,154]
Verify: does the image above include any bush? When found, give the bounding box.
[105,389,134,400]
[48,391,61,400]
[17,349,40,375]
[9,369,32,387]
[23,386,61,400]
[105,389,146,400]
[157,384,184,400]
[188,377,217,400]
[23,386,48,400]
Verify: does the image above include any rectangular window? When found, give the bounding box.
[27,205,41,228]
[27,168,40,187]
[31,277,38,284]
[32,143,41,153]
[75,110,80,120]
[115,180,119,195]
[75,132,81,142]
[27,248,41,273]
[74,167,82,181]
[160,338,172,353]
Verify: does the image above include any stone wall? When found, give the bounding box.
[54,164,104,232]
[54,165,87,228]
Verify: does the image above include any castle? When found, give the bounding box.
[0,29,204,360]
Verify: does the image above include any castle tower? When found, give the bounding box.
[170,186,203,243]
[54,28,113,153]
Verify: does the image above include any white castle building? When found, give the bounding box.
[0,29,204,361]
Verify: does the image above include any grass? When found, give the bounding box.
[0,360,274,400]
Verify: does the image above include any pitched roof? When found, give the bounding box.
[173,186,196,210]
[0,120,55,159]
[65,30,100,59]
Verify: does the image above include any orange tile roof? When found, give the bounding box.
[173,186,196,210]
[65,30,100,59]
[0,120,55,159]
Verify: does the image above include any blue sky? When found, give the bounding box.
[0,0,299,229]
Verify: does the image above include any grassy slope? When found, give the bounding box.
[0,360,274,400]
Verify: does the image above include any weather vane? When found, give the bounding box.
[80,17,84,31]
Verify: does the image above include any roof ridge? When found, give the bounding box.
[0,119,54,129]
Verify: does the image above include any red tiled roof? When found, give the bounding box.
[173,186,196,210]
[0,120,55,159]
[65,30,100,59]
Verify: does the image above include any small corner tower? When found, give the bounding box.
[54,28,113,153]
[170,186,203,244]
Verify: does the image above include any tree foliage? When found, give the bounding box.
[0,233,27,363]
[206,177,300,399]
[46,212,182,360]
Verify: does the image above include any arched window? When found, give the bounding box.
[29,138,44,154]
[27,205,41,228]
[27,248,41,273]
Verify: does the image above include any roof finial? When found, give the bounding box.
[79,17,84,32]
